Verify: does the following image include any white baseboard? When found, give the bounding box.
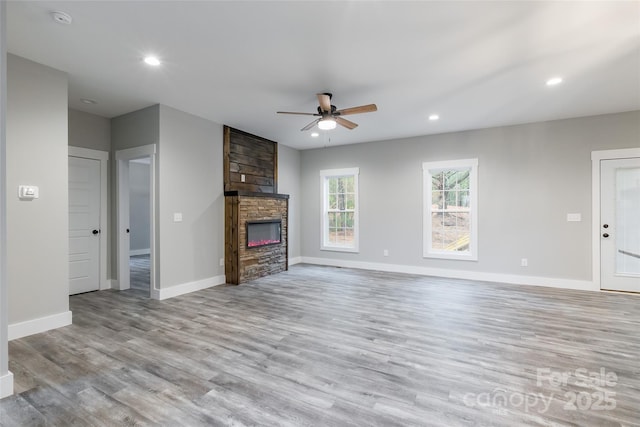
[130,249,151,256]
[8,311,73,341]
[154,275,226,300]
[289,256,303,266]
[0,371,13,399]
[300,257,597,292]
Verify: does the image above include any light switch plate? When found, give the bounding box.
[173,212,183,222]
[567,213,582,222]
[18,185,39,200]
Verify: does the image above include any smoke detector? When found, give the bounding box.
[51,11,73,25]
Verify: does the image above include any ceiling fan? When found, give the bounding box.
[277,93,377,131]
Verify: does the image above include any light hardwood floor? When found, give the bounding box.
[1,265,639,426]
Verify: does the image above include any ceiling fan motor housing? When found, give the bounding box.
[317,105,338,115]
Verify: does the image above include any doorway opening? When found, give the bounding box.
[116,145,157,298]
[128,157,151,294]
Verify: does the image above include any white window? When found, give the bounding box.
[320,168,359,252]
[423,159,478,260]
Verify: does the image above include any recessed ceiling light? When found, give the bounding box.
[144,56,161,66]
[311,132,319,138]
[546,77,563,86]
[80,98,97,105]
[428,114,440,121]
[51,11,72,25]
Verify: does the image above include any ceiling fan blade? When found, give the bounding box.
[277,111,318,116]
[301,118,320,131]
[317,93,332,112]
[336,104,377,116]
[335,117,358,130]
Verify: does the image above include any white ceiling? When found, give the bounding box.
[7,1,640,150]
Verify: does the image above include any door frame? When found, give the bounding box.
[68,146,109,291]
[591,147,640,290]
[115,144,157,297]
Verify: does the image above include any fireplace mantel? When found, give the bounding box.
[224,190,289,200]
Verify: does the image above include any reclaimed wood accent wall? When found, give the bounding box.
[225,191,289,285]
[224,126,278,193]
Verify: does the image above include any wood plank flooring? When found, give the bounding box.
[1,265,639,426]
[129,255,150,293]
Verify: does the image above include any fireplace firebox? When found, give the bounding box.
[246,220,282,248]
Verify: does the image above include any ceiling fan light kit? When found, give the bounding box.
[277,93,377,132]
[318,119,337,130]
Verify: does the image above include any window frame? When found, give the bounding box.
[423,158,478,261]
[320,167,360,253]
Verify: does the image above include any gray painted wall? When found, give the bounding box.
[300,111,640,282]
[129,161,150,252]
[277,144,301,259]
[110,104,226,289]
[6,54,69,323]
[111,105,159,151]
[68,109,110,152]
[158,105,224,288]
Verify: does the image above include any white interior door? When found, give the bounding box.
[117,156,130,291]
[600,157,640,292]
[69,156,101,295]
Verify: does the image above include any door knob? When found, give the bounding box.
[603,233,609,238]
[126,228,130,234]
[92,229,100,235]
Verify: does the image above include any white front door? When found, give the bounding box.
[69,156,101,295]
[600,157,640,292]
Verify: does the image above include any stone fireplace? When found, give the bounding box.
[223,126,288,285]
[224,191,288,285]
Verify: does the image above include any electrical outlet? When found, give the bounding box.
[219,258,224,266]
[521,258,528,267]
[383,249,389,257]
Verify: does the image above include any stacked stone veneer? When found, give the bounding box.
[225,192,288,284]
